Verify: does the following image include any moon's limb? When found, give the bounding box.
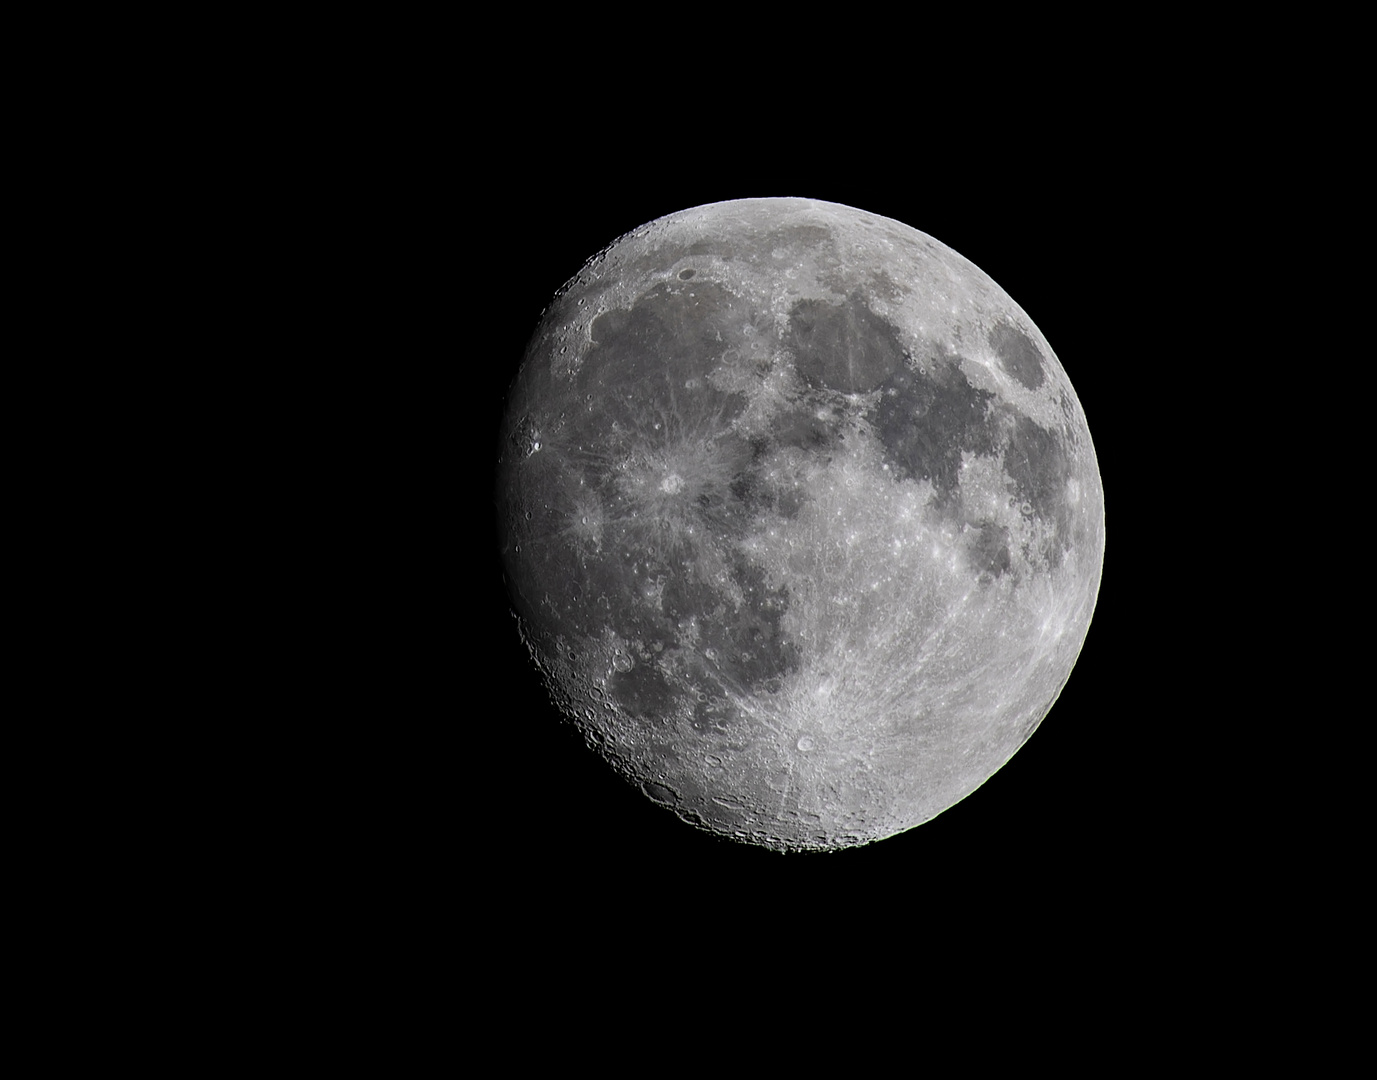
[497,198,1104,851]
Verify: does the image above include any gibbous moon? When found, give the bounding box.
[496,198,1104,851]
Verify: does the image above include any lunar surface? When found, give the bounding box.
[495,198,1104,851]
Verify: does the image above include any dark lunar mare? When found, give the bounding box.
[787,293,908,394]
[872,354,998,504]
[999,411,1075,567]
[865,337,1075,570]
[779,289,1076,571]
[499,275,811,738]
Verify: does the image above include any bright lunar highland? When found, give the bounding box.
[496,198,1104,851]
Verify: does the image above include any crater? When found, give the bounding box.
[510,415,541,458]
[643,781,680,805]
[989,320,1045,391]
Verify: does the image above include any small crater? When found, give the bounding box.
[511,415,541,457]
[678,269,696,280]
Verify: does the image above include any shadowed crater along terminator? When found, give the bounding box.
[496,198,1104,852]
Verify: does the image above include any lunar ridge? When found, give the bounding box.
[497,198,1104,851]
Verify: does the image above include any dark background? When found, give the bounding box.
[471,147,1162,930]
[296,41,1320,1008]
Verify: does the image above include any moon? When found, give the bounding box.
[495,198,1104,852]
